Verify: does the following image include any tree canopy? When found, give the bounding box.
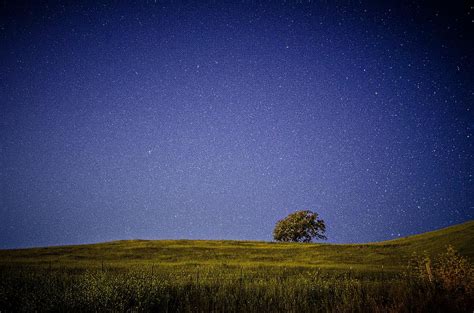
[273,210,326,243]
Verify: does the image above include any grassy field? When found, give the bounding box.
[0,220,473,312]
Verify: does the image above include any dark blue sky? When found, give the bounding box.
[1,1,472,248]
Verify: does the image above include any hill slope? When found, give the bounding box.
[1,220,473,272]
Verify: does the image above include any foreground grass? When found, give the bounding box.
[1,265,471,312]
[0,221,473,312]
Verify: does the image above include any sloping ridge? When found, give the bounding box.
[376,220,474,258]
[0,220,472,270]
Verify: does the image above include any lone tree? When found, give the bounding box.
[273,210,327,242]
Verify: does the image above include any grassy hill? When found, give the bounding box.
[1,221,473,312]
[1,220,473,272]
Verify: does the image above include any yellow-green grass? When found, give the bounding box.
[1,221,473,312]
[1,220,472,274]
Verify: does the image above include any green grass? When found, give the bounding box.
[1,220,472,271]
[0,220,473,312]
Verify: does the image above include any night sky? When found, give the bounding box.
[1,1,472,249]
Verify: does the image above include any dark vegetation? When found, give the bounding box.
[273,210,326,242]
